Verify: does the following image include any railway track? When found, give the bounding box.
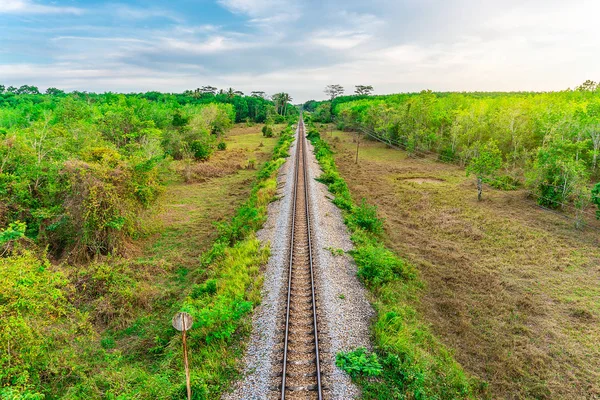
[276,117,324,400]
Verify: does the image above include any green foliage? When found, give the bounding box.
[0,251,93,398]
[0,220,26,246]
[592,182,600,218]
[354,244,412,286]
[261,124,273,138]
[489,175,520,190]
[217,141,227,151]
[347,199,384,235]
[190,139,213,161]
[0,93,235,258]
[528,139,590,208]
[0,102,293,399]
[336,348,382,379]
[466,141,503,181]
[309,87,600,210]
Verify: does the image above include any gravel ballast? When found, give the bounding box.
[224,125,374,399]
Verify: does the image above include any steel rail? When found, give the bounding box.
[280,116,323,400]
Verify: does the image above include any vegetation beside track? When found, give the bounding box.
[306,123,486,399]
[0,123,294,399]
[318,127,600,399]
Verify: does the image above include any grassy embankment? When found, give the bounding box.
[321,127,600,399]
[306,124,485,400]
[1,124,293,399]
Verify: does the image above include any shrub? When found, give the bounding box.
[217,141,227,151]
[593,182,600,218]
[0,251,92,397]
[336,348,382,379]
[489,174,520,190]
[190,139,213,161]
[0,220,27,254]
[348,199,383,235]
[353,244,412,286]
[262,125,273,138]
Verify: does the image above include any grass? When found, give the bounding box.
[53,124,292,399]
[306,125,484,399]
[322,127,600,399]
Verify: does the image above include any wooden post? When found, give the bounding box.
[355,131,360,164]
[172,312,193,400]
[183,318,191,400]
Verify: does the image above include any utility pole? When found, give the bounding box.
[355,130,360,164]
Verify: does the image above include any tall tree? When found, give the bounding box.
[272,92,293,116]
[251,91,266,99]
[45,87,65,96]
[201,86,217,95]
[324,84,344,100]
[576,80,598,92]
[355,85,374,96]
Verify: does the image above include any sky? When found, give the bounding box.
[1,0,599,102]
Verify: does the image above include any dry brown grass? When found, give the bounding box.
[325,129,600,400]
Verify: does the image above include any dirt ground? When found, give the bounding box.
[324,129,600,400]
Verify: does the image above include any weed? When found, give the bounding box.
[325,246,345,256]
[336,348,382,379]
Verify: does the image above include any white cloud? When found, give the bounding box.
[310,30,371,50]
[0,0,83,14]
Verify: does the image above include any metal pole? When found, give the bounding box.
[183,319,191,400]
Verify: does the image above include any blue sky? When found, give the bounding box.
[1,0,599,101]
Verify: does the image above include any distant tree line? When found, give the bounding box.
[0,84,298,124]
[319,82,600,223]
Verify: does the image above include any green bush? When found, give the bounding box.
[336,348,382,379]
[217,141,227,151]
[592,182,600,218]
[190,139,213,161]
[348,200,383,235]
[0,251,93,397]
[489,174,520,190]
[353,244,411,286]
[262,125,273,138]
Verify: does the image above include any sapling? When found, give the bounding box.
[466,141,502,201]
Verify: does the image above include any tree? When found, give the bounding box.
[0,85,5,94]
[272,92,293,116]
[6,86,16,94]
[355,85,374,96]
[466,141,503,201]
[201,86,217,95]
[225,88,236,99]
[576,80,598,92]
[45,87,65,96]
[251,91,266,99]
[15,85,40,95]
[527,138,589,209]
[581,100,600,170]
[592,183,600,219]
[325,84,344,100]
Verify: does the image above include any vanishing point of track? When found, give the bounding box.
[279,116,323,399]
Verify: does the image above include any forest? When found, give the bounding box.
[306,81,600,225]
